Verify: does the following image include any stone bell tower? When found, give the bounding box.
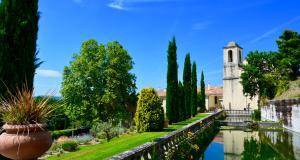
[223,41,257,110]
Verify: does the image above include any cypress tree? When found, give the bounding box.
[191,62,197,117]
[200,71,206,112]
[183,53,191,118]
[166,37,178,123]
[178,81,185,121]
[0,0,41,97]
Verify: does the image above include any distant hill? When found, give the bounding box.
[34,95,62,100]
[274,78,300,100]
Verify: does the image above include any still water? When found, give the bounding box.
[202,130,300,160]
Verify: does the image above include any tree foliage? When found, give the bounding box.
[241,51,287,101]
[178,81,185,121]
[35,96,70,130]
[183,53,191,118]
[0,0,41,97]
[166,37,178,123]
[241,30,300,103]
[61,39,136,127]
[276,30,300,80]
[199,71,206,112]
[134,88,164,132]
[191,62,197,116]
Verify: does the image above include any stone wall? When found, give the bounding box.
[262,98,300,133]
[109,111,225,160]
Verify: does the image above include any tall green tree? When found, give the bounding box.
[276,30,300,80]
[0,0,41,97]
[183,53,191,118]
[191,62,197,116]
[178,81,185,121]
[135,88,164,132]
[240,51,281,102]
[166,37,178,123]
[61,39,136,127]
[199,71,206,112]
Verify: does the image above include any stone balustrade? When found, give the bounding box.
[225,109,253,116]
[109,110,225,160]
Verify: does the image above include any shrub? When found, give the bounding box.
[50,137,79,153]
[134,88,164,132]
[51,129,76,139]
[74,134,93,145]
[90,121,119,142]
[252,109,261,121]
[50,141,63,152]
[61,139,79,152]
[51,128,90,139]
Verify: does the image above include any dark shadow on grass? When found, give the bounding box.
[162,128,177,132]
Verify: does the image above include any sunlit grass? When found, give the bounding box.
[48,113,208,160]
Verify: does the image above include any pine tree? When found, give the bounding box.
[0,0,41,97]
[200,71,206,112]
[183,53,191,118]
[178,81,185,121]
[191,62,197,116]
[166,37,178,123]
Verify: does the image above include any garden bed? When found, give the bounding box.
[46,113,208,160]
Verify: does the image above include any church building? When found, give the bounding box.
[223,41,258,110]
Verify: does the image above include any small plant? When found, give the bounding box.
[245,121,259,130]
[74,134,93,145]
[50,141,63,152]
[90,121,119,142]
[0,85,55,125]
[251,109,261,121]
[61,140,79,152]
[50,137,79,153]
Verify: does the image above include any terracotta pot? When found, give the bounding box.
[0,123,52,160]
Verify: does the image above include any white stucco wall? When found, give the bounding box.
[206,95,222,110]
[223,44,258,110]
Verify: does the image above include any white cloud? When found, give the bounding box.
[107,0,179,10]
[108,0,128,10]
[192,21,211,30]
[251,16,300,43]
[36,69,61,78]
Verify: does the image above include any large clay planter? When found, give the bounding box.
[0,123,52,160]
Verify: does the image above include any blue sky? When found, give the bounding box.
[34,0,300,96]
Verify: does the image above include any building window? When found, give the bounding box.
[228,50,233,62]
[239,50,242,63]
[214,96,218,104]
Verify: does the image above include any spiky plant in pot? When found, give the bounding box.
[0,86,55,160]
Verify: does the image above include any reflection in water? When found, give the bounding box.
[202,130,300,160]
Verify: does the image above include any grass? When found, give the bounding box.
[48,113,208,160]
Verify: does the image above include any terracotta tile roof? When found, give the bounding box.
[156,86,223,97]
[205,86,223,95]
[156,89,166,97]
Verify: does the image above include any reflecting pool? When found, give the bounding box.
[201,130,300,160]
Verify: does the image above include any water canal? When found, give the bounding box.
[201,130,300,160]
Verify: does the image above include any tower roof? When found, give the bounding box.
[224,41,243,49]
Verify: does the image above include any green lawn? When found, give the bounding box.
[48,113,208,160]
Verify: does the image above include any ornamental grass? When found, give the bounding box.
[0,85,55,125]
